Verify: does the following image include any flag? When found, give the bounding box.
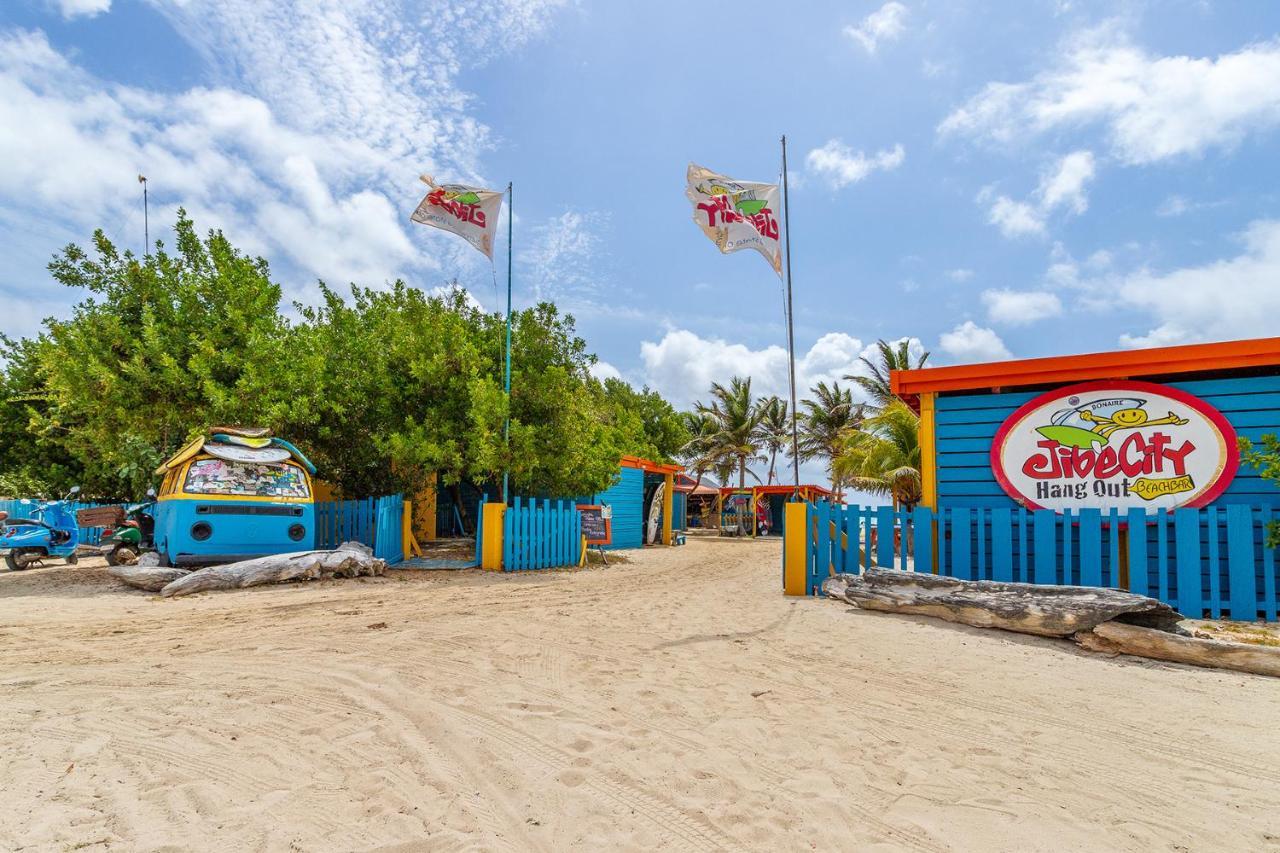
[410,175,504,258]
[685,163,782,277]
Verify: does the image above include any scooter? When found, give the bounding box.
[99,494,157,566]
[0,486,82,571]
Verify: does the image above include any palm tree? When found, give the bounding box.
[683,376,764,489]
[834,400,922,509]
[845,338,930,413]
[798,380,863,498]
[755,396,791,484]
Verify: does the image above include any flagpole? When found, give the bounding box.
[503,181,513,505]
[781,135,801,492]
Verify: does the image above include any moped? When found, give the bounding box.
[99,494,157,566]
[0,486,82,571]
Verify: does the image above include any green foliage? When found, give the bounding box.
[798,380,863,496]
[683,377,764,489]
[1239,434,1280,546]
[835,400,922,509]
[0,213,683,500]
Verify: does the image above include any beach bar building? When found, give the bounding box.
[583,455,685,550]
[885,335,1280,620]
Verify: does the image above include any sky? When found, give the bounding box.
[2,0,1280,485]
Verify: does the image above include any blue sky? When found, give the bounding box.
[3,0,1280,427]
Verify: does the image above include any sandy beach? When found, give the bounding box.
[2,536,1279,852]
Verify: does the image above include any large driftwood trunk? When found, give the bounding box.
[823,570,1183,638]
[1074,622,1280,678]
[108,565,191,591]
[159,542,386,598]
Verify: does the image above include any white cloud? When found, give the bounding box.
[981,289,1063,325]
[589,359,622,382]
[0,3,569,336]
[1038,150,1094,214]
[979,150,1095,238]
[1115,219,1280,347]
[639,329,902,411]
[939,30,1280,164]
[946,268,974,282]
[844,2,908,55]
[53,0,110,19]
[938,321,1012,362]
[806,140,904,190]
[518,209,605,303]
[986,195,1045,237]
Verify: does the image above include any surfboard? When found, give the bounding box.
[211,433,274,449]
[269,437,318,474]
[208,425,272,439]
[646,482,665,544]
[155,435,207,474]
[202,442,291,465]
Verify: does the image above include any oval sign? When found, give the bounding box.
[991,380,1239,513]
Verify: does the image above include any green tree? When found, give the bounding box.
[599,378,689,463]
[845,338,929,413]
[798,380,863,498]
[834,400,922,509]
[1240,435,1280,546]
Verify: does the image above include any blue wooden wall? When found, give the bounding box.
[673,492,686,531]
[936,374,1280,510]
[588,465,644,549]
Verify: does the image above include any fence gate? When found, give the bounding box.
[502,497,583,571]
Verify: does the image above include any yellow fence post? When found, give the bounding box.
[402,500,423,559]
[480,502,505,571]
[783,502,808,596]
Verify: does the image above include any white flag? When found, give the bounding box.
[410,175,504,259]
[685,163,782,277]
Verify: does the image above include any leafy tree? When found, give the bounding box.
[599,378,689,463]
[0,334,81,497]
[1240,435,1280,546]
[835,400,922,509]
[798,380,863,498]
[846,338,929,412]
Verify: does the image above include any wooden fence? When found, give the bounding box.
[502,497,583,570]
[801,502,1280,622]
[315,495,404,563]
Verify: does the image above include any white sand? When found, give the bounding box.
[2,537,1278,851]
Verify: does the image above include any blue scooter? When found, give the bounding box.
[0,486,82,571]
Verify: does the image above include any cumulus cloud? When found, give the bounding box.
[589,359,623,382]
[981,288,1063,325]
[53,0,110,19]
[638,329,926,411]
[979,150,1095,238]
[938,321,1012,362]
[806,140,904,190]
[946,268,974,282]
[939,30,1280,164]
[1114,219,1280,347]
[0,3,569,335]
[844,2,908,55]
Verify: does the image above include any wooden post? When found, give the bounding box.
[662,472,674,545]
[919,391,939,573]
[402,500,423,559]
[784,502,808,596]
[480,502,505,571]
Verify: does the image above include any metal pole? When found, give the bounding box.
[781,136,801,491]
[138,175,149,254]
[503,181,513,504]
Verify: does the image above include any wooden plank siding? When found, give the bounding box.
[587,465,644,550]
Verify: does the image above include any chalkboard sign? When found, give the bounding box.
[577,504,611,545]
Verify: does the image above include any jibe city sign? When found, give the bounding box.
[991,380,1238,513]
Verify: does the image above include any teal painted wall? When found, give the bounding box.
[590,465,644,549]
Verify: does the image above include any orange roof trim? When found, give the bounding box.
[620,455,684,475]
[892,336,1280,399]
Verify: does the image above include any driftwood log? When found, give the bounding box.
[159,542,386,598]
[824,569,1280,678]
[823,569,1183,637]
[1074,622,1280,678]
[108,564,191,591]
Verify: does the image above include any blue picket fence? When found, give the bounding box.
[503,497,583,570]
[315,495,404,563]
[803,502,1280,622]
[0,499,117,547]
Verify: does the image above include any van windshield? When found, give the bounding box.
[183,458,310,499]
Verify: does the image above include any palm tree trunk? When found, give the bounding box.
[738,458,746,489]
